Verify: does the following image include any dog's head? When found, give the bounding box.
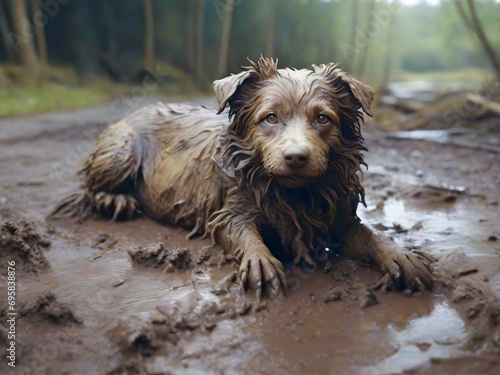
[214,56,373,188]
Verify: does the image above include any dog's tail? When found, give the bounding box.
[48,189,94,223]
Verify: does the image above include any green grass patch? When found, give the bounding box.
[0,78,207,118]
[0,83,116,118]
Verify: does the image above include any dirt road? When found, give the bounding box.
[1,99,499,374]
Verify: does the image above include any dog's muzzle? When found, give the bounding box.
[283,146,310,170]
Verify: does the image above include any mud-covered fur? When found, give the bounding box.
[52,57,433,299]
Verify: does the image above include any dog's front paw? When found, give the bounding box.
[373,244,434,296]
[239,250,287,301]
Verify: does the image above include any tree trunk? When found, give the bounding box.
[217,0,235,77]
[357,0,375,78]
[379,13,395,98]
[9,0,40,81]
[32,0,47,66]
[466,0,500,82]
[186,0,195,73]
[455,0,500,82]
[143,0,155,68]
[265,1,276,58]
[0,2,15,63]
[349,0,359,70]
[196,0,205,82]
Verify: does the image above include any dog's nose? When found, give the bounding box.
[284,147,310,169]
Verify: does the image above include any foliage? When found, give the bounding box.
[0,0,499,89]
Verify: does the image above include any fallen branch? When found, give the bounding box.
[465,94,500,116]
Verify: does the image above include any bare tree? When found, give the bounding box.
[32,0,47,67]
[9,0,40,81]
[455,0,500,82]
[217,0,235,77]
[187,0,196,73]
[196,0,205,82]
[349,0,359,71]
[357,0,375,78]
[379,11,395,96]
[265,1,276,58]
[0,2,15,63]
[143,0,155,68]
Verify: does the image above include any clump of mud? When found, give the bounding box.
[0,220,51,274]
[20,291,81,325]
[108,290,266,374]
[128,242,194,271]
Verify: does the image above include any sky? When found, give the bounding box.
[391,0,500,5]
[400,0,439,5]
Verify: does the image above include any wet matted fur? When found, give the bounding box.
[52,57,433,299]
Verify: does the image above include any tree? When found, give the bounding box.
[379,9,395,96]
[32,0,47,67]
[8,0,40,81]
[356,0,376,78]
[264,0,276,58]
[217,0,235,77]
[0,2,15,63]
[196,0,205,82]
[143,0,155,68]
[455,0,500,82]
[186,0,196,74]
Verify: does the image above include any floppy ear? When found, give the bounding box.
[213,56,279,114]
[314,63,374,117]
[213,70,252,114]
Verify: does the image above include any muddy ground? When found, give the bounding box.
[0,98,499,375]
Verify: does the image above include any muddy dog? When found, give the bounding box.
[53,57,433,300]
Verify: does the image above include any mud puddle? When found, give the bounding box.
[1,102,499,374]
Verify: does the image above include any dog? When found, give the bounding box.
[52,57,433,300]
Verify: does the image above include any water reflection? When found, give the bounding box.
[367,302,469,374]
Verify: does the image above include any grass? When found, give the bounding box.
[0,83,112,118]
[0,79,207,119]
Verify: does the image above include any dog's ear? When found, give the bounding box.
[314,63,374,117]
[213,70,253,114]
[214,56,279,114]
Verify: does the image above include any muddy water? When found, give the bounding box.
[0,103,499,374]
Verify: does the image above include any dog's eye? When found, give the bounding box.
[317,115,330,125]
[266,114,279,125]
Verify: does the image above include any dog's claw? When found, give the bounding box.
[371,272,393,293]
[375,244,434,295]
[112,195,126,222]
[239,251,286,300]
[256,287,262,303]
[292,236,315,268]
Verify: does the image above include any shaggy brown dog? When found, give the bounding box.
[53,57,433,300]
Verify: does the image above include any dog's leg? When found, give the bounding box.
[216,224,287,301]
[341,223,434,295]
[292,234,315,267]
[51,123,144,222]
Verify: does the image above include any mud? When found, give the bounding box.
[0,220,51,275]
[129,243,194,272]
[0,99,499,374]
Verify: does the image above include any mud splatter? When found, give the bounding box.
[128,242,194,271]
[0,220,51,275]
[19,291,81,325]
